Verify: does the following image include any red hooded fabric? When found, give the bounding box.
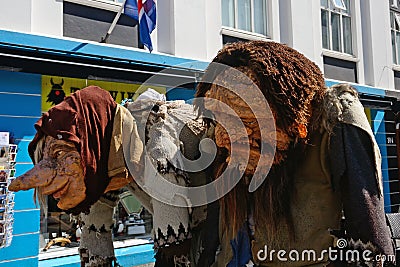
[29,86,117,214]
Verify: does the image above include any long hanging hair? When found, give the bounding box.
[195,41,327,240]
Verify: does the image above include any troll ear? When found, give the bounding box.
[297,124,308,139]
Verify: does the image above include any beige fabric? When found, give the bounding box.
[108,105,143,178]
[109,104,153,213]
[213,130,341,267]
[251,131,342,267]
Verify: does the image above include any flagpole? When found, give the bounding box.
[100,0,127,43]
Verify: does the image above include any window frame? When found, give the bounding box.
[321,0,354,56]
[391,1,400,65]
[331,0,346,10]
[221,0,270,38]
[64,0,122,12]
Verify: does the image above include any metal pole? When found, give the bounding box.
[100,0,127,43]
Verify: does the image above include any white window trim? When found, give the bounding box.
[221,26,270,41]
[392,0,399,8]
[64,0,122,12]
[392,11,400,65]
[321,0,354,56]
[322,49,358,62]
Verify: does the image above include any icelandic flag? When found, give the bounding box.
[138,0,157,52]
[124,0,156,52]
[124,0,139,20]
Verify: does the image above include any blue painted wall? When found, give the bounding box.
[166,88,195,103]
[38,244,155,267]
[0,70,41,266]
[370,110,392,213]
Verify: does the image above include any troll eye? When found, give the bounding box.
[55,151,63,158]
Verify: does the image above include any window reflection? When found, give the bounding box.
[221,0,269,36]
[320,0,352,55]
[39,190,153,252]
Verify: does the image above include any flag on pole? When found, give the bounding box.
[122,0,156,52]
[124,0,139,20]
[138,0,157,52]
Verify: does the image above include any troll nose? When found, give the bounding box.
[8,161,56,192]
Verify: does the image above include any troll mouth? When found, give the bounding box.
[52,183,69,200]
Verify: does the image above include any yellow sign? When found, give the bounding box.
[42,75,166,112]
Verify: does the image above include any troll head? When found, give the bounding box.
[195,40,326,236]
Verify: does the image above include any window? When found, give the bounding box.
[391,0,400,64]
[40,190,153,252]
[321,0,353,55]
[221,0,268,36]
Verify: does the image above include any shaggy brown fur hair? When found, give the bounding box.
[196,41,326,136]
[195,41,327,240]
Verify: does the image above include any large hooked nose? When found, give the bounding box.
[8,160,56,192]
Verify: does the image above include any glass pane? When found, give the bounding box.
[391,12,395,29]
[222,0,235,27]
[343,16,352,54]
[331,13,341,52]
[397,32,400,65]
[238,0,251,31]
[342,0,350,14]
[331,0,346,10]
[395,13,400,31]
[392,31,397,64]
[321,10,330,49]
[254,0,267,35]
[321,0,328,8]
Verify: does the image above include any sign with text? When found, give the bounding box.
[41,75,166,112]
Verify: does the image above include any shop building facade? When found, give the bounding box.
[0,0,400,266]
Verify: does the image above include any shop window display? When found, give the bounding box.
[39,189,153,251]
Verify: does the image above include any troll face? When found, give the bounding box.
[203,67,294,177]
[195,41,327,235]
[8,86,122,214]
[8,135,130,210]
[9,136,86,210]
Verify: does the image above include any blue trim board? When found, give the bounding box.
[13,137,37,211]
[0,70,41,94]
[0,117,39,140]
[325,79,386,96]
[39,253,80,267]
[115,243,155,266]
[13,189,37,211]
[0,233,39,262]
[38,244,155,267]
[166,88,196,102]
[0,30,209,72]
[370,110,391,213]
[0,94,41,118]
[13,210,40,235]
[0,256,38,267]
